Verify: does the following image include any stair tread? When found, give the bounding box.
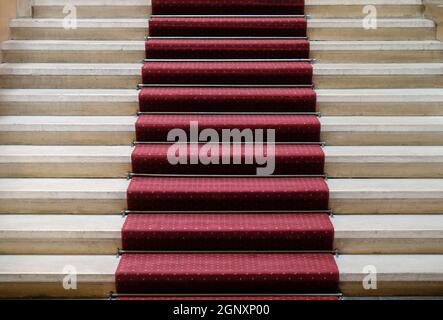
[0,254,441,282]
[4,40,443,51]
[1,145,442,162]
[1,40,146,51]
[0,88,138,103]
[10,18,435,28]
[2,62,442,75]
[2,88,443,103]
[0,255,119,281]
[1,116,442,131]
[0,215,124,234]
[2,214,443,236]
[0,178,442,199]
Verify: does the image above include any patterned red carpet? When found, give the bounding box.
[116,253,339,294]
[139,87,316,112]
[149,17,307,37]
[142,61,313,84]
[145,39,310,59]
[150,0,305,15]
[127,176,329,211]
[116,0,340,299]
[122,213,333,251]
[135,114,320,141]
[131,144,325,175]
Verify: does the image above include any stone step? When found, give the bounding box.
[9,18,435,41]
[31,0,424,18]
[3,40,443,63]
[0,178,441,214]
[307,0,424,18]
[1,88,443,116]
[33,0,152,19]
[0,214,442,255]
[0,40,146,63]
[311,40,443,63]
[0,254,442,297]
[0,63,141,89]
[0,116,441,146]
[0,63,442,89]
[0,145,442,178]
[0,89,138,116]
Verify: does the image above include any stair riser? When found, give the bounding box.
[1,132,441,146]
[312,50,443,63]
[11,28,148,41]
[1,280,442,298]
[318,102,443,116]
[309,28,434,41]
[331,199,443,215]
[0,283,114,299]
[0,162,442,179]
[1,51,146,63]
[0,199,441,215]
[10,27,434,41]
[306,5,423,18]
[4,50,443,64]
[322,133,443,146]
[0,239,121,255]
[325,163,443,178]
[33,6,152,18]
[0,75,141,89]
[0,164,131,178]
[0,101,138,116]
[313,75,443,89]
[1,74,442,89]
[1,238,442,255]
[2,101,442,117]
[31,5,423,19]
[335,239,443,254]
[0,132,135,145]
[0,199,127,215]
[341,282,443,297]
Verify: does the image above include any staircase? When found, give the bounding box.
[1,0,443,299]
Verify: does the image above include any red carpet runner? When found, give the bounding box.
[132,144,325,175]
[145,39,310,59]
[150,0,305,15]
[139,87,316,112]
[122,213,333,251]
[116,253,338,294]
[142,61,313,85]
[116,0,340,299]
[135,114,320,142]
[149,17,307,37]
